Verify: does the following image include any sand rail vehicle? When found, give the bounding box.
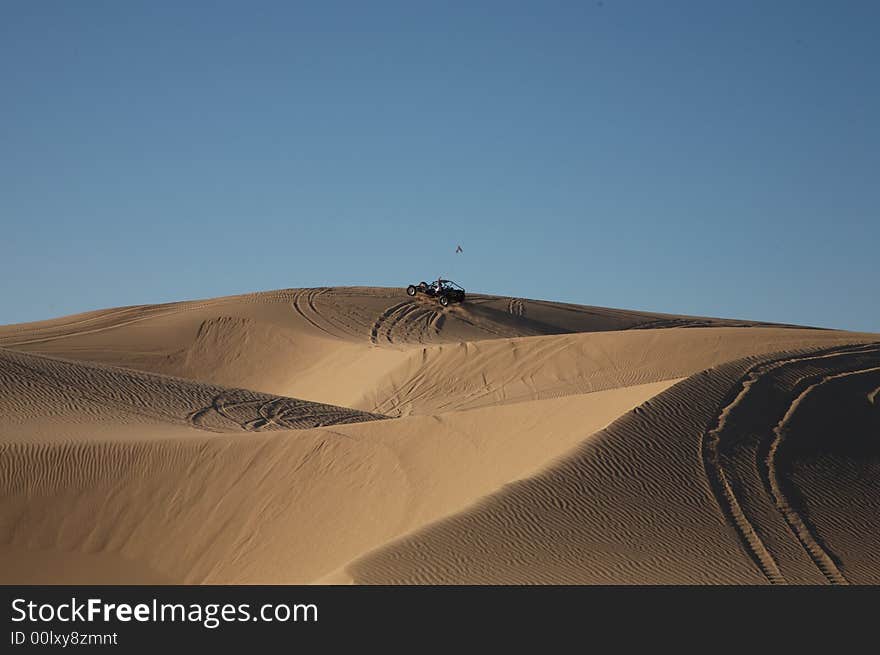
[406,279,466,307]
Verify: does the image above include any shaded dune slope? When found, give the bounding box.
[0,347,384,441]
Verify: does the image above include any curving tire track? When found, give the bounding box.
[429,311,446,335]
[369,299,445,345]
[291,288,335,337]
[701,361,788,584]
[369,301,413,345]
[187,391,386,432]
[290,288,369,341]
[701,343,880,584]
[765,364,880,585]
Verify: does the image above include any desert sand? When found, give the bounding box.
[1,287,877,584]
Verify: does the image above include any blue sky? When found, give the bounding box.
[2,1,878,331]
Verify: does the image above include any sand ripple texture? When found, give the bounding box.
[0,347,384,441]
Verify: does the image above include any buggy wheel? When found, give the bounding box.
[418,281,428,291]
[438,295,449,307]
[406,285,417,297]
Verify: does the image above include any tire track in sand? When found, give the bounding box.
[290,288,366,340]
[701,343,880,584]
[370,300,443,345]
[291,288,334,336]
[369,301,412,345]
[701,363,788,584]
[766,363,880,585]
[187,391,385,432]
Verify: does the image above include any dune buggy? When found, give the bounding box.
[406,279,466,307]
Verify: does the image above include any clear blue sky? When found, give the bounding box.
[2,1,878,331]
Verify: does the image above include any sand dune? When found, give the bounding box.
[346,343,880,584]
[0,381,676,584]
[0,347,384,442]
[1,287,877,584]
